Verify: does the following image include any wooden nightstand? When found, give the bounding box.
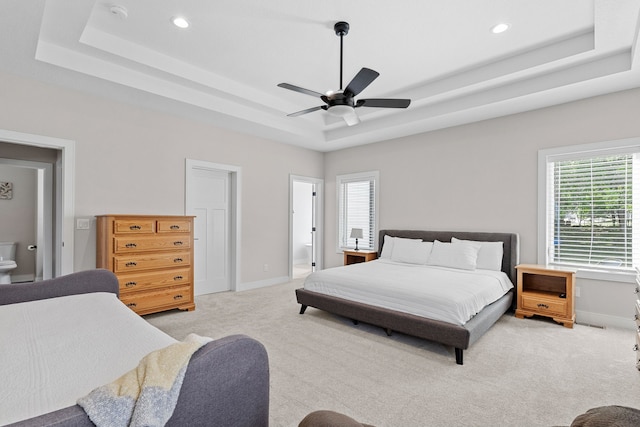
[343,250,377,265]
[515,264,576,328]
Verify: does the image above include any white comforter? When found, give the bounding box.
[303,259,514,326]
[0,292,177,425]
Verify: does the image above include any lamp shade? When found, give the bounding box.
[349,228,363,239]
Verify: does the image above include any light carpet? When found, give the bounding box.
[145,279,640,427]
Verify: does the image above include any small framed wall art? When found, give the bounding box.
[0,182,13,200]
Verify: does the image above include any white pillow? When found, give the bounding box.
[390,238,433,264]
[426,240,479,270]
[380,235,395,259]
[451,237,503,271]
[380,236,422,259]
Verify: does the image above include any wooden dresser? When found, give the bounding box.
[96,214,195,315]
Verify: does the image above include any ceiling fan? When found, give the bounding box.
[278,21,411,126]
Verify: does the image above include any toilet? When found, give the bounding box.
[0,242,17,285]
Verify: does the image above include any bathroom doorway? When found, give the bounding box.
[0,129,75,279]
[290,175,323,279]
[0,159,53,282]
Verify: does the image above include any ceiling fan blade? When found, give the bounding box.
[344,68,379,97]
[343,111,361,126]
[287,105,325,117]
[278,83,325,98]
[356,98,411,108]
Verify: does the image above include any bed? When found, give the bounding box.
[295,230,519,365]
[0,269,269,427]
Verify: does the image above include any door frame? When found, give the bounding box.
[185,159,241,291]
[289,174,324,278]
[0,129,75,276]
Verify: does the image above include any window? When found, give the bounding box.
[337,171,379,251]
[538,139,640,279]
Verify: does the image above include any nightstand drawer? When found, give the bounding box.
[521,292,567,316]
[636,332,640,370]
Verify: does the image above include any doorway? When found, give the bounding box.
[0,160,52,282]
[185,159,241,295]
[290,175,323,279]
[0,129,75,277]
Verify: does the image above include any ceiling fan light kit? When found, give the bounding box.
[278,21,411,127]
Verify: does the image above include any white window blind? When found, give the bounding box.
[337,171,378,251]
[541,142,640,272]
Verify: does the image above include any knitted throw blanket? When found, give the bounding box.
[77,334,211,427]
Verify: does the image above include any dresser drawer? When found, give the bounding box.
[120,285,192,314]
[113,251,191,273]
[114,236,191,253]
[521,292,567,316]
[113,219,156,234]
[117,268,191,293]
[157,219,191,233]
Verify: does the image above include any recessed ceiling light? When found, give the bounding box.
[172,16,190,29]
[491,23,510,34]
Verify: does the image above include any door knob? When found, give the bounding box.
[27,245,37,251]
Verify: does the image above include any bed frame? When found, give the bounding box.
[295,230,520,365]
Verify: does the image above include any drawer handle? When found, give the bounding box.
[127,302,137,308]
[635,287,639,294]
[174,294,183,300]
[129,225,141,230]
[636,314,639,321]
[173,241,184,246]
[125,243,138,248]
[125,262,138,267]
[174,258,183,263]
[125,281,137,287]
[634,344,639,351]
[170,225,180,230]
[537,303,549,309]
[174,275,183,280]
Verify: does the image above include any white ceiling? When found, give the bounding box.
[2,0,640,152]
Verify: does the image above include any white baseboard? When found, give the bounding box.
[11,273,34,283]
[237,275,290,292]
[576,310,635,330]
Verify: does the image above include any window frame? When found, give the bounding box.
[537,138,640,283]
[336,171,379,253]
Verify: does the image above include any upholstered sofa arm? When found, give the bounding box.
[7,335,270,427]
[0,269,119,306]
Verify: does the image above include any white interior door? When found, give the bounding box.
[187,166,230,295]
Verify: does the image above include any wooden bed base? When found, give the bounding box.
[296,229,519,365]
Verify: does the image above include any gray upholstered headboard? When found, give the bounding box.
[378,230,520,285]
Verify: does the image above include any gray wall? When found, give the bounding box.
[324,87,640,328]
[0,70,324,287]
